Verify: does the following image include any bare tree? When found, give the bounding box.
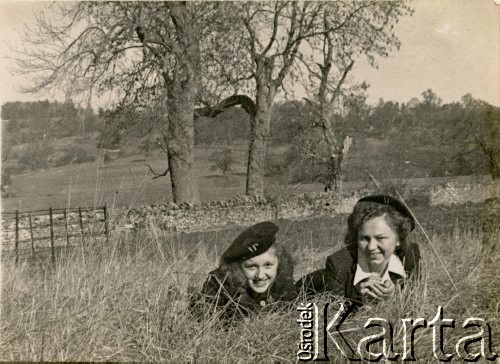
[15,2,224,204]
[196,2,325,197]
[197,1,412,196]
[301,13,357,191]
[301,3,413,190]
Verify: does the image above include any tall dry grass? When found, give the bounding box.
[1,216,498,362]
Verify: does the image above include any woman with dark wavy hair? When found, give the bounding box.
[190,221,297,322]
[297,194,420,305]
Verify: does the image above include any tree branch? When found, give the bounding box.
[145,163,170,179]
[195,94,256,119]
[330,60,355,104]
[243,12,258,62]
[261,2,283,56]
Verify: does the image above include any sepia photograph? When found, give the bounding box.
[0,0,498,362]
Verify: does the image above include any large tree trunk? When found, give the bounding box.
[316,55,355,192]
[324,136,353,192]
[246,58,276,197]
[164,3,200,204]
[324,157,342,192]
[319,110,352,192]
[194,59,277,198]
[165,96,199,204]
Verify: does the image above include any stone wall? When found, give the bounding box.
[112,180,499,234]
[112,192,361,233]
[3,180,498,252]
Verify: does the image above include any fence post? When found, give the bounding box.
[78,207,86,264]
[49,207,55,265]
[103,205,108,241]
[78,207,85,245]
[28,212,35,255]
[15,210,19,265]
[63,209,69,246]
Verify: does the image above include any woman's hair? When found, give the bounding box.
[216,243,293,295]
[345,201,413,259]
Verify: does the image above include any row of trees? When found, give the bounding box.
[2,89,497,189]
[1,100,79,120]
[2,100,100,141]
[277,91,499,183]
[16,1,413,203]
[97,86,498,182]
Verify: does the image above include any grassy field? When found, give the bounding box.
[2,136,498,361]
[1,143,494,213]
[1,145,334,212]
[2,147,249,211]
[0,204,498,362]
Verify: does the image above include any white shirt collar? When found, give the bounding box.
[353,254,406,286]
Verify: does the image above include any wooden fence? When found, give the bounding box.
[1,206,108,264]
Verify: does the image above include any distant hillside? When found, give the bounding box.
[2,92,498,186]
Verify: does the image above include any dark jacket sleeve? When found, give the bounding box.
[402,242,421,278]
[296,248,354,297]
[271,249,298,302]
[188,271,232,320]
[324,249,352,295]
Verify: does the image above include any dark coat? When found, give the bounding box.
[296,243,421,305]
[189,250,297,323]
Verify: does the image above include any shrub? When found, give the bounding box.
[98,127,122,149]
[264,149,288,178]
[209,147,235,176]
[375,178,430,206]
[9,149,19,161]
[11,128,40,145]
[1,167,12,187]
[430,182,473,206]
[103,149,123,162]
[16,142,54,171]
[1,162,27,176]
[54,146,97,167]
[265,146,326,185]
[286,156,326,185]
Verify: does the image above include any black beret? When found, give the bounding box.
[222,222,279,264]
[357,194,415,231]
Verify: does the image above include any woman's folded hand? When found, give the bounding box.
[356,276,395,300]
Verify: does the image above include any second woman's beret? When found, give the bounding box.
[357,194,415,231]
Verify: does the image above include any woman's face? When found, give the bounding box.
[357,214,399,273]
[240,248,278,294]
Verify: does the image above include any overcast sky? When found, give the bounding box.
[0,0,498,108]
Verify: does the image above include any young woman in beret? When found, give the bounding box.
[297,194,420,306]
[190,221,297,322]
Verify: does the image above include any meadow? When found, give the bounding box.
[1,134,499,362]
[2,141,493,213]
[2,145,269,212]
[1,202,498,362]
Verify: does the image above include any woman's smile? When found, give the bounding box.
[357,215,400,273]
[240,249,278,293]
[368,252,383,260]
[252,279,270,287]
